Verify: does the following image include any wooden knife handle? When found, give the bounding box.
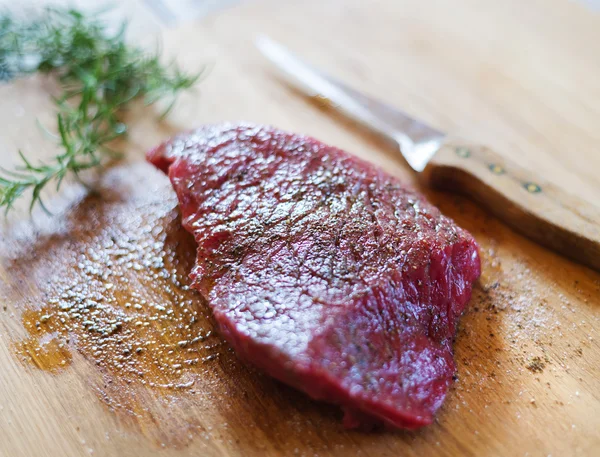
[422,139,600,271]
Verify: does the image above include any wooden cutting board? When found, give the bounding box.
[1,0,599,456]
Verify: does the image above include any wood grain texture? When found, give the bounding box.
[1,0,600,456]
[422,140,600,271]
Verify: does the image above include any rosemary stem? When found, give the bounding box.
[0,6,202,213]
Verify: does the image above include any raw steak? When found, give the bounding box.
[147,123,481,429]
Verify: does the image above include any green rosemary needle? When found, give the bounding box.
[0,7,202,213]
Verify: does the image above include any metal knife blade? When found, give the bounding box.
[255,35,446,172]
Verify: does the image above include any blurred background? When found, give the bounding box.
[146,0,600,21]
[2,0,599,208]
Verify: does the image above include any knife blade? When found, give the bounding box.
[255,35,444,172]
[255,35,600,272]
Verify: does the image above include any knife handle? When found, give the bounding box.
[422,140,600,271]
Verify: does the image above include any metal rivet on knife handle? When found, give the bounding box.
[524,182,542,193]
[489,164,506,175]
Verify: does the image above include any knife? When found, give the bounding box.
[256,36,600,272]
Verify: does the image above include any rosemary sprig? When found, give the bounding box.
[0,7,202,213]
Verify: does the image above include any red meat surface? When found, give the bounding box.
[147,123,480,429]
